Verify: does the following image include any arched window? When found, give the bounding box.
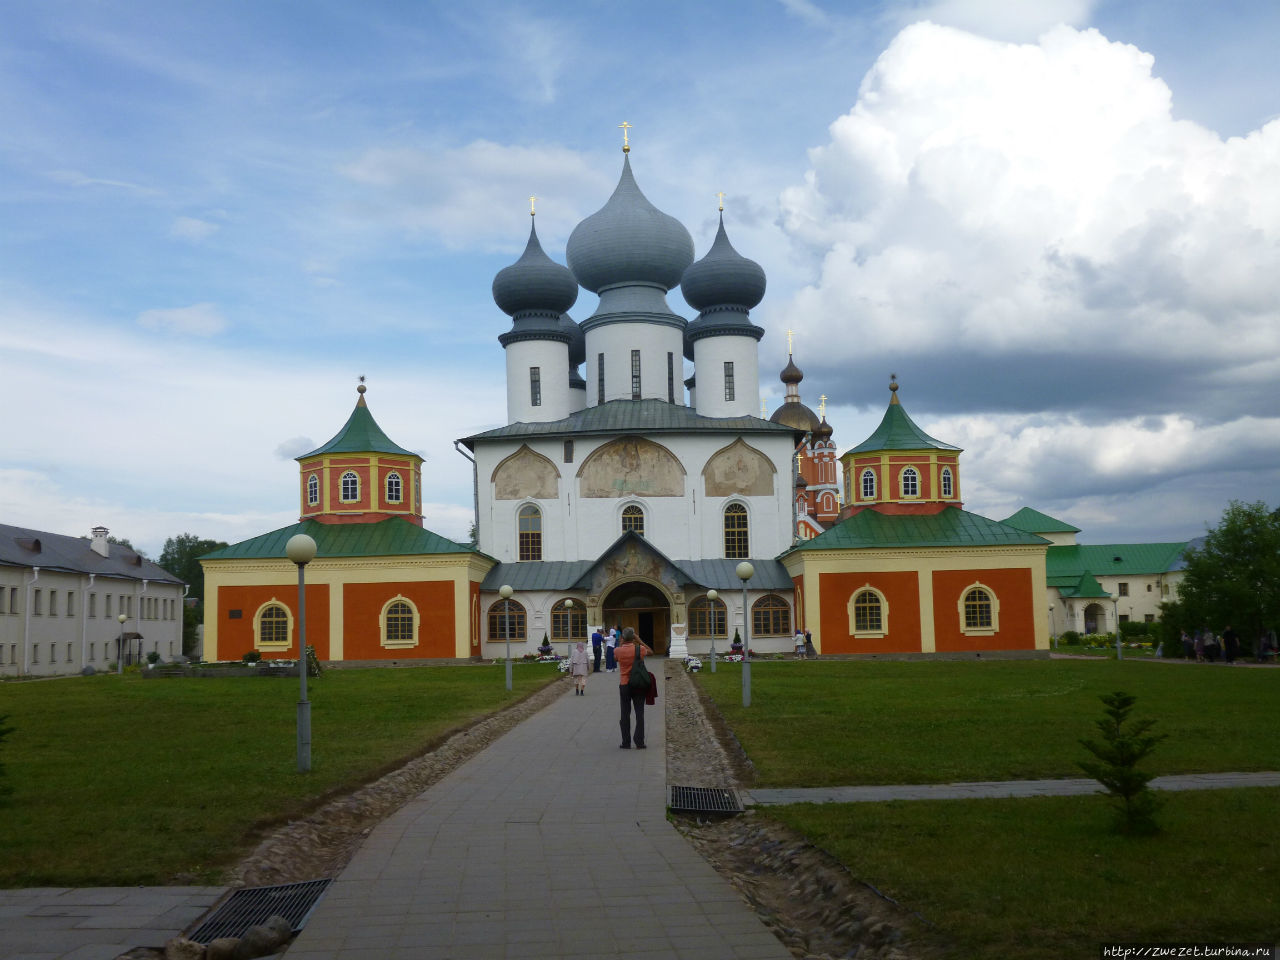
[487,599,526,642]
[861,469,876,500]
[621,504,645,537]
[724,503,748,559]
[550,599,587,641]
[307,474,319,506]
[900,467,919,498]
[958,583,1000,635]
[255,602,291,648]
[688,595,727,638]
[941,467,954,498]
[385,472,403,504]
[849,591,880,634]
[751,594,791,637]
[381,597,419,648]
[341,471,359,502]
[518,505,542,561]
[964,588,993,629]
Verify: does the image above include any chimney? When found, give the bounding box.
[90,526,110,558]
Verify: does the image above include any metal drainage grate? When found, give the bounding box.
[668,785,744,816]
[187,878,333,944]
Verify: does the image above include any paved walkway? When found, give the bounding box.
[282,671,791,960]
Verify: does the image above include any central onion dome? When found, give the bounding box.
[566,155,694,293]
[680,214,766,312]
[492,220,579,317]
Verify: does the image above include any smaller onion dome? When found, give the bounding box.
[770,401,821,434]
[492,219,578,317]
[680,214,766,311]
[815,417,833,442]
[780,356,804,386]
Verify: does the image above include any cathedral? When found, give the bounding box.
[201,139,1050,663]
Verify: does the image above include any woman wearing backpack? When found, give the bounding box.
[614,627,653,749]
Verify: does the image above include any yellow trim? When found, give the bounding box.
[379,594,420,649]
[847,584,888,638]
[958,581,1000,636]
[253,598,294,649]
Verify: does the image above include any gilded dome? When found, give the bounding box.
[770,401,821,434]
[565,155,694,293]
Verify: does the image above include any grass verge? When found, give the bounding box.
[0,665,556,886]
[765,788,1280,959]
[696,659,1279,786]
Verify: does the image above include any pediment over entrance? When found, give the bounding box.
[582,530,690,599]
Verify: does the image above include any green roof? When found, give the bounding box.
[300,396,418,459]
[1001,507,1081,534]
[847,396,961,455]
[1045,542,1190,579]
[788,507,1049,552]
[201,518,476,561]
[460,398,801,447]
[1050,571,1109,598]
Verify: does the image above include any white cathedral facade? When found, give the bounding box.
[461,148,804,656]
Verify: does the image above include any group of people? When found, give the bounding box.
[567,626,654,749]
[1180,625,1279,663]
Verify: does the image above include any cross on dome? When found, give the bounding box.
[618,120,632,153]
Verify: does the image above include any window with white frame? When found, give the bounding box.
[941,467,954,498]
[381,597,419,648]
[385,471,403,503]
[688,595,727,638]
[340,471,359,502]
[723,503,749,559]
[255,601,292,648]
[849,586,887,637]
[861,469,876,500]
[308,474,319,506]
[900,467,919,498]
[958,583,1000,635]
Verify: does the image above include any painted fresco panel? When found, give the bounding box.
[493,446,560,500]
[578,437,685,498]
[703,439,775,497]
[343,580,457,659]
[817,570,921,654]
[932,567,1036,651]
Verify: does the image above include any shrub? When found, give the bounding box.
[242,650,261,664]
[1060,630,1081,644]
[146,651,161,665]
[1078,691,1166,835]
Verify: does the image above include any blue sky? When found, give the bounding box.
[3,0,1278,559]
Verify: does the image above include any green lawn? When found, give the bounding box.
[696,660,1279,786]
[767,790,1280,959]
[0,665,556,886]
[696,660,1280,957]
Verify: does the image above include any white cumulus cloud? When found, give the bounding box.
[170,216,219,241]
[137,302,228,336]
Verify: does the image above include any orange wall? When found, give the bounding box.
[217,584,331,660]
[343,580,456,659]
[818,570,921,654]
[932,568,1036,652]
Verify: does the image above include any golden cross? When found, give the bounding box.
[716,191,726,212]
[786,328,795,355]
[618,121,632,152]
[796,451,803,470]
[761,401,767,418]
[529,195,537,216]
[819,394,827,418]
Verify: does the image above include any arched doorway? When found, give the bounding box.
[1083,603,1105,634]
[602,581,672,655]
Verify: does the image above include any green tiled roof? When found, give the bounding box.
[201,518,476,561]
[1051,572,1109,598]
[847,398,961,454]
[1046,543,1190,579]
[300,397,418,459]
[787,507,1049,552]
[1002,507,1081,534]
[460,398,802,447]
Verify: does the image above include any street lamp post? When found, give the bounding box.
[116,613,127,674]
[737,561,755,707]
[500,584,514,692]
[286,533,317,772]
[1110,593,1123,661]
[706,589,719,673]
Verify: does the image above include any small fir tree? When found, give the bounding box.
[1078,691,1166,834]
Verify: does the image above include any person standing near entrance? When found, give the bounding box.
[569,641,590,695]
[591,627,604,672]
[615,627,653,749]
[605,627,618,672]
